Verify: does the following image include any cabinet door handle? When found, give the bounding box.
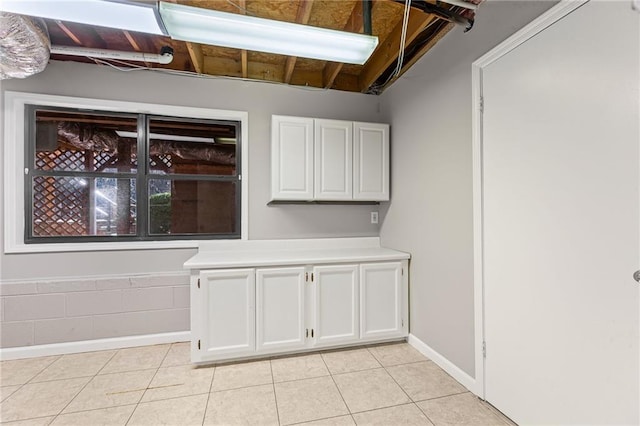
[311,329,314,338]
[305,272,309,282]
[306,329,309,338]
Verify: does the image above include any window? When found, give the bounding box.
[3,92,248,252]
[26,107,241,242]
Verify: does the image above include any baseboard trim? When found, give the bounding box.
[0,331,191,360]
[408,333,479,395]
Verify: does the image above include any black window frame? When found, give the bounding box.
[24,105,242,243]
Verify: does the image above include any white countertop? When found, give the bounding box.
[184,237,410,270]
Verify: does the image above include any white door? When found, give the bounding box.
[360,262,404,340]
[353,122,389,201]
[313,264,359,346]
[480,2,639,424]
[271,115,314,200]
[198,269,255,361]
[314,119,353,200]
[256,267,307,352]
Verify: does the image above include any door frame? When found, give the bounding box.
[470,0,589,399]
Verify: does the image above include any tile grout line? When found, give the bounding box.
[123,343,173,425]
[381,362,415,404]
[287,413,356,426]
[52,348,121,423]
[269,359,282,426]
[415,390,470,403]
[319,351,352,418]
[201,356,217,426]
[362,344,439,423]
[0,353,61,416]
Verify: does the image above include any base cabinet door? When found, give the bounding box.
[199,269,255,360]
[360,262,404,340]
[256,267,307,352]
[313,264,359,346]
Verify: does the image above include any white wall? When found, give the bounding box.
[0,62,383,348]
[379,0,557,377]
[0,61,384,281]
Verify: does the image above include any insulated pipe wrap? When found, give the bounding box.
[0,12,50,80]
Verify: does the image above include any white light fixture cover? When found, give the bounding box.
[115,131,215,143]
[0,0,166,35]
[159,1,379,65]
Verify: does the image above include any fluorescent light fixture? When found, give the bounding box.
[215,137,237,145]
[116,131,215,143]
[158,1,378,65]
[0,0,166,35]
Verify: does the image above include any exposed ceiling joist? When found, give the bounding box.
[283,0,314,84]
[358,6,436,92]
[322,0,379,89]
[37,0,480,94]
[239,0,248,78]
[186,42,204,73]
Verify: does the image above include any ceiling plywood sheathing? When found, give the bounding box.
[41,0,481,94]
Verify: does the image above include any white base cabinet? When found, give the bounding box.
[360,262,404,340]
[197,269,255,359]
[256,267,307,352]
[313,264,359,347]
[186,238,410,364]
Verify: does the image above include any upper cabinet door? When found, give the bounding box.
[353,122,389,201]
[314,119,353,200]
[271,115,314,201]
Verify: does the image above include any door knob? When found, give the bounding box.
[634,270,640,282]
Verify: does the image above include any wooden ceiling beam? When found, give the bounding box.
[238,0,249,78]
[123,31,142,52]
[122,30,155,67]
[56,21,107,49]
[322,1,381,89]
[283,0,314,84]
[186,42,205,74]
[56,22,82,45]
[377,21,454,91]
[167,0,204,73]
[358,7,435,92]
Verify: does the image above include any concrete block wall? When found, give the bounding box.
[0,273,190,348]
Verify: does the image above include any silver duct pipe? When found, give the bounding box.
[0,12,50,79]
[50,45,174,65]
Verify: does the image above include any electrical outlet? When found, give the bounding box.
[370,211,379,224]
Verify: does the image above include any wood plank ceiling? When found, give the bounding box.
[45,0,478,94]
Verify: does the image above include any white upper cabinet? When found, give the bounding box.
[271,116,314,200]
[271,115,389,202]
[256,267,307,352]
[314,119,353,200]
[353,122,389,201]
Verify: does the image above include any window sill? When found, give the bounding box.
[4,240,203,254]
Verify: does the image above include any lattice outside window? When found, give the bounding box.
[25,106,241,243]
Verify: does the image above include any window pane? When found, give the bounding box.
[32,176,137,237]
[149,180,237,236]
[148,118,237,176]
[34,110,138,172]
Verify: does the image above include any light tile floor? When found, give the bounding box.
[0,342,513,425]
